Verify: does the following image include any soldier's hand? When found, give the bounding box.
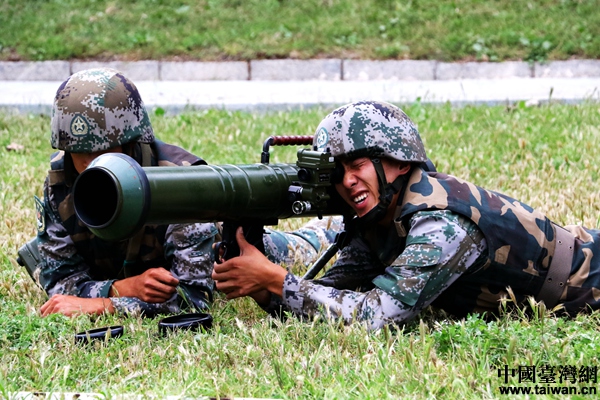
[212,227,287,300]
[111,268,179,303]
[40,294,114,317]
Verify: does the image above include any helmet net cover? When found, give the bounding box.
[51,68,154,153]
[313,100,427,163]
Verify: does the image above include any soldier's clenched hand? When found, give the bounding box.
[110,267,179,303]
[212,227,287,300]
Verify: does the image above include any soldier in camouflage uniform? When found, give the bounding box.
[213,100,600,330]
[35,68,340,318]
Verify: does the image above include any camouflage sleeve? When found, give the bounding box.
[257,216,344,317]
[263,216,343,266]
[38,218,115,298]
[279,210,487,330]
[110,294,180,317]
[163,222,217,310]
[110,222,218,317]
[259,230,378,318]
[38,179,115,298]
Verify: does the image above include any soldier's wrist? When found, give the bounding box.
[265,262,287,297]
[109,278,131,297]
[100,298,115,314]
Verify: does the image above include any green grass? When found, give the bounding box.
[0,0,598,62]
[2,102,600,397]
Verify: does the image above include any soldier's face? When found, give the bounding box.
[71,146,123,174]
[334,157,409,220]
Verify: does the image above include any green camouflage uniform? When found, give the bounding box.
[265,205,487,329]
[262,100,600,330]
[35,67,341,317]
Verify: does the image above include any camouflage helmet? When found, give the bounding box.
[313,101,427,163]
[51,68,154,153]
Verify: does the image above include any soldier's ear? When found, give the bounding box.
[398,162,411,175]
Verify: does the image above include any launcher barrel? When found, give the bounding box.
[73,152,338,241]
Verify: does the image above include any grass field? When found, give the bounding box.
[1,102,600,398]
[1,0,599,62]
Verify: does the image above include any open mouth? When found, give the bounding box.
[353,193,368,204]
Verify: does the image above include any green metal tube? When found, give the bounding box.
[73,153,317,241]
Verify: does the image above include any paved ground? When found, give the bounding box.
[0,59,599,113]
[1,77,599,114]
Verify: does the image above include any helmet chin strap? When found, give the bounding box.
[356,158,411,227]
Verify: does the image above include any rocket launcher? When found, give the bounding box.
[72,136,348,261]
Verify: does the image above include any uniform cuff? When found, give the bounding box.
[98,279,117,298]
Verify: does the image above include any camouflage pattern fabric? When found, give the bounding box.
[51,68,154,153]
[399,168,600,318]
[262,166,600,329]
[263,210,486,330]
[263,216,344,267]
[313,101,427,163]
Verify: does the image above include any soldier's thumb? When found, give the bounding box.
[235,226,251,253]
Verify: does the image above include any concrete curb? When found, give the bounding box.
[1,59,599,81]
[2,78,599,115]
